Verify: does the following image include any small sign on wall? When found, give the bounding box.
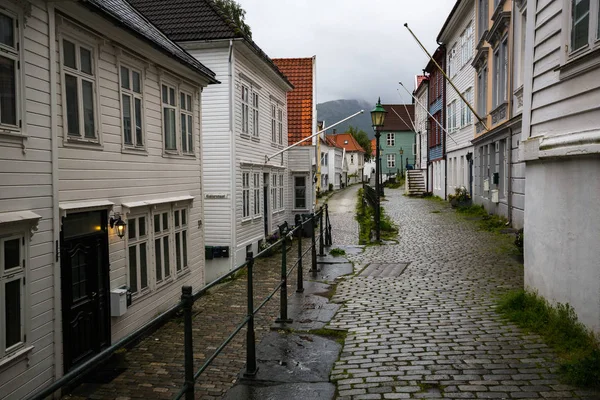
[205,193,229,199]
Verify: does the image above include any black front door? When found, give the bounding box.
[60,210,110,372]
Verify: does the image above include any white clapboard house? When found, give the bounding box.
[0,0,217,396]
[521,0,600,334]
[129,0,294,282]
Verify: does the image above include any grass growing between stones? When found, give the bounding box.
[307,328,347,345]
[329,248,346,257]
[456,204,510,233]
[355,189,399,244]
[497,290,600,388]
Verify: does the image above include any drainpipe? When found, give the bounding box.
[507,127,513,226]
[228,39,236,266]
[48,3,64,382]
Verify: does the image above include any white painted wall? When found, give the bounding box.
[414,84,429,171]
[521,0,600,333]
[346,151,364,184]
[0,1,55,397]
[524,156,600,333]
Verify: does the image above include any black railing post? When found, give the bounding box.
[296,221,304,293]
[276,234,292,323]
[311,214,317,276]
[244,252,258,377]
[181,286,194,400]
[325,203,332,246]
[319,208,325,256]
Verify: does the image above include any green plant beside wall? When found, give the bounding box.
[497,290,600,388]
[329,248,346,257]
[355,189,399,244]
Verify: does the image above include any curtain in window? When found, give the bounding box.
[0,56,16,125]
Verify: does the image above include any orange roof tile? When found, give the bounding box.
[272,57,314,146]
[370,138,377,156]
[329,133,366,153]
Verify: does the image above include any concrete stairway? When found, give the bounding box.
[407,170,426,196]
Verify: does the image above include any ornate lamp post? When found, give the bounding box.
[399,147,404,178]
[371,98,387,242]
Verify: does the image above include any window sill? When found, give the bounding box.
[162,151,196,160]
[241,133,251,140]
[252,215,262,221]
[273,209,285,215]
[251,136,260,143]
[557,45,600,81]
[242,217,252,224]
[0,346,34,372]
[64,137,103,150]
[122,146,148,156]
[0,129,25,141]
[270,142,283,149]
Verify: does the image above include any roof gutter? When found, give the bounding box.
[436,0,465,43]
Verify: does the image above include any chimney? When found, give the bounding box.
[333,129,337,134]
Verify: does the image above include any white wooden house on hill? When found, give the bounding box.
[0,0,217,397]
[129,0,294,283]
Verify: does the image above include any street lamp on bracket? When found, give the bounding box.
[370,98,387,242]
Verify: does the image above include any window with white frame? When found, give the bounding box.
[387,153,395,168]
[241,85,249,135]
[61,37,97,140]
[477,67,488,116]
[447,101,458,132]
[174,208,188,273]
[242,171,250,219]
[386,132,395,146]
[253,173,260,216]
[569,0,599,52]
[271,174,277,211]
[180,91,193,154]
[0,10,20,130]
[120,65,144,148]
[448,45,456,77]
[162,83,177,151]
[461,23,474,66]
[492,37,508,109]
[278,174,284,211]
[127,215,148,295]
[153,211,171,283]
[271,104,276,142]
[461,88,473,126]
[294,176,306,209]
[277,107,283,144]
[252,92,259,138]
[0,234,25,358]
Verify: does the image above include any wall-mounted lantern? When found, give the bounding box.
[109,213,127,239]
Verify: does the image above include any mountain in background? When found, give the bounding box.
[317,99,375,138]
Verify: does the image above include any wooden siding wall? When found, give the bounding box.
[54,12,205,341]
[233,46,289,265]
[529,0,600,138]
[0,1,55,397]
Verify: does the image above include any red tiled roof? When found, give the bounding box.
[323,135,341,148]
[272,57,314,146]
[382,104,415,132]
[370,138,376,156]
[329,133,366,153]
[415,74,429,94]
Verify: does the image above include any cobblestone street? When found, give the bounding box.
[327,185,599,400]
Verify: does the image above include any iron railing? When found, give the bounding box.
[28,204,333,400]
[363,183,377,207]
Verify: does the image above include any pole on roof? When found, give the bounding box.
[403,23,488,132]
[265,110,364,163]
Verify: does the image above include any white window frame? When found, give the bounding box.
[386,132,395,146]
[127,214,149,297]
[462,88,473,126]
[278,174,284,212]
[252,92,259,138]
[492,37,508,109]
[564,0,600,56]
[271,174,277,212]
[59,31,101,146]
[294,176,307,210]
[161,81,178,152]
[0,232,27,360]
[173,208,189,274]
[387,153,395,168]
[118,62,145,150]
[241,84,250,136]
[271,103,277,142]
[253,172,261,217]
[180,90,194,154]
[153,209,172,285]
[0,7,24,134]
[277,107,283,144]
[242,171,251,220]
[461,22,474,67]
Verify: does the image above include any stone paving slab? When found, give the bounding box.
[325,186,600,400]
[223,382,336,400]
[358,263,410,278]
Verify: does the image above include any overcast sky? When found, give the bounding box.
[238,0,456,105]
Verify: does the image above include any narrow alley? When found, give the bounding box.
[326,186,600,400]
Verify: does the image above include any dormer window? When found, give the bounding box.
[344,140,348,145]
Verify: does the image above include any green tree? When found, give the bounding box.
[347,125,372,161]
[213,0,252,38]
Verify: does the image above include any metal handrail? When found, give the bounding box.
[28,207,330,400]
